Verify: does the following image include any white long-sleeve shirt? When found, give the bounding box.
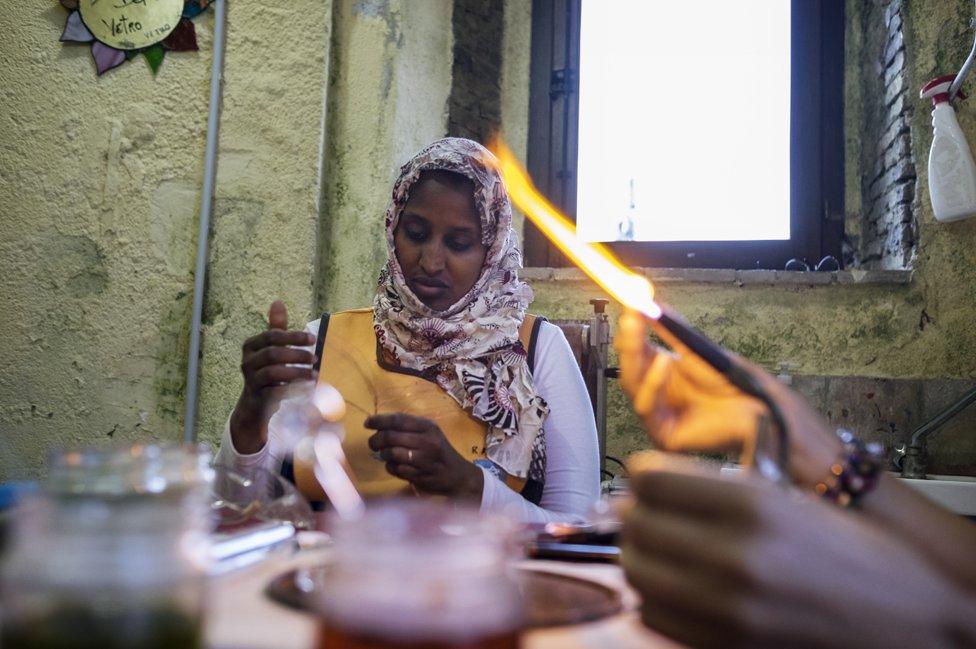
[215,319,600,524]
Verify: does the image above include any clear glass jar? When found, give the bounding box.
[316,500,524,649]
[0,444,214,649]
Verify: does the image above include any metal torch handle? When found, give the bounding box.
[656,309,733,374]
[654,307,791,484]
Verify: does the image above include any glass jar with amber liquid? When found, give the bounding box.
[317,500,523,649]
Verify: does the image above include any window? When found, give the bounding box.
[524,0,845,269]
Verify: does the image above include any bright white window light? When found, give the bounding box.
[575,1,791,242]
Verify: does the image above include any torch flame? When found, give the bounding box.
[491,139,662,319]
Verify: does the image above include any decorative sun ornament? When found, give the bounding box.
[58,0,212,76]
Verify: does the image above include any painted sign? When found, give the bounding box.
[79,0,183,51]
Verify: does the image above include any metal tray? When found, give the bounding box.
[265,565,623,628]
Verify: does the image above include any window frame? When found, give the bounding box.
[524,0,845,270]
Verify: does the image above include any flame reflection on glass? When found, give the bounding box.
[274,381,365,521]
[490,139,662,320]
[311,383,365,521]
[313,432,365,521]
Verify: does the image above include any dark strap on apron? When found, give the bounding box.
[527,315,545,373]
[521,315,547,505]
[520,478,544,505]
[312,312,330,371]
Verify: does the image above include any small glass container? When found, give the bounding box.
[0,444,214,649]
[316,500,524,649]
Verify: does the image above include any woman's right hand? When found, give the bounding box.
[614,308,842,488]
[229,300,317,454]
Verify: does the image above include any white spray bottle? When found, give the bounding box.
[920,74,976,222]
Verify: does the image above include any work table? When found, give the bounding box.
[206,547,680,649]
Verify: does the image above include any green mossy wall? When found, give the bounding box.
[3,0,976,480]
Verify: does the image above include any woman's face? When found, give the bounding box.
[394,172,488,312]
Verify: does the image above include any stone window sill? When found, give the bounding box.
[520,267,912,286]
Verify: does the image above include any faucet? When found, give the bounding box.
[895,386,976,479]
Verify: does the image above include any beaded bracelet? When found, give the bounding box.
[813,429,884,507]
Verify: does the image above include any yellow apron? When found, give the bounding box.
[293,308,541,501]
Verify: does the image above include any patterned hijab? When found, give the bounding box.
[373,138,549,482]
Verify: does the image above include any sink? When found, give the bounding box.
[720,466,976,516]
[894,473,976,516]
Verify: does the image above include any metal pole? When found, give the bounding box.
[588,299,609,477]
[949,4,976,101]
[183,0,228,443]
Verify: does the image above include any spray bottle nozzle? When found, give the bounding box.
[921,74,968,106]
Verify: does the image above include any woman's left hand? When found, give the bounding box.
[622,454,972,649]
[365,413,484,500]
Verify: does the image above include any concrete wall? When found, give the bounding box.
[316,0,453,313]
[500,0,533,241]
[194,4,332,445]
[0,0,452,481]
[2,4,208,479]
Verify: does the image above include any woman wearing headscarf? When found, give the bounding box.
[216,138,600,523]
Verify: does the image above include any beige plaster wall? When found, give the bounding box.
[0,0,454,481]
[194,3,332,446]
[5,0,976,481]
[0,2,331,479]
[501,0,533,238]
[315,0,454,314]
[1,4,208,480]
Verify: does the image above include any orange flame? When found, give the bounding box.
[491,139,662,319]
